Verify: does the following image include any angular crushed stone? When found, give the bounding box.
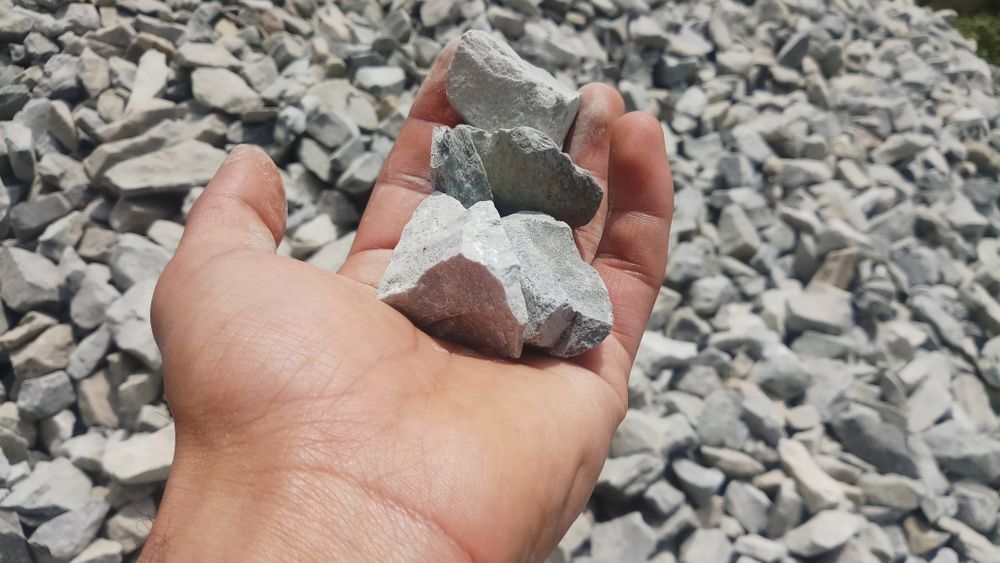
[377,193,528,358]
[430,125,491,207]
[468,126,602,227]
[501,212,611,356]
[446,30,581,145]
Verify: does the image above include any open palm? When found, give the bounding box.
[146,42,673,562]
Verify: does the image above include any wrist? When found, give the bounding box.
[140,432,472,562]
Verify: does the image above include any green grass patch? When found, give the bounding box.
[955,13,1000,66]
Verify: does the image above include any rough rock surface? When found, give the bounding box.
[377,193,528,358]
[469,126,602,227]
[429,124,603,227]
[447,30,581,145]
[502,212,611,356]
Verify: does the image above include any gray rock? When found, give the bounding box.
[377,194,528,358]
[67,325,113,380]
[3,121,35,182]
[71,268,122,330]
[858,473,924,510]
[775,159,833,188]
[718,204,761,260]
[108,234,170,290]
[733,534,787,562]
[447,30,581,145]
[701,446,766,478]
[596,453,664,500]
[776,30,810,68]
[611,410,695,458]
[502,213,611,356]
[463,126,602,227]
[0,509,31,563]
[937,516,1000,562]
[781,510,863,557]
[778,437,847,513]
[18,371,75,421]
[643,480,685,517]
[68,538,122,563]
[105,280,161,370]
[102,140,228,197]
[589,512,656,563]
[0,311,57,351]
[102,425,175,485]
[767,478,804,538]
[10,193,73,240]
[61,432,107,473]
[786,282,853,335]
[680,529,732,563]
[10,324,74,379]
[29,500,109,563]
[672,458,724,506]
[105,497,155,553]
[922,420,1000,483]
[0,248,60,312]
[334,153,382,195]
[952,481,999,534]
[906,371,951,433]
[176,42,241,69]
[430,125,491,207]
[741,386,785,445]
[0,458,92,520]
[724,480,771,534]
[871,133,934,164]
[697,390,749,449]
[635,331,699,374]
[754,345,812,399]
[830,410,918,477]
[354,66,406,98]
[303,106,358,150]
[191,68,262,114]
[125,51,168,113]
[306,231,356,273]
[77,371,119,429]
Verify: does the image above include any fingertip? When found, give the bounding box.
[179,143,287,258]
[408,39,463,126]
[610,112,667,156]
[565,83,625,171]
[609,112,674,213]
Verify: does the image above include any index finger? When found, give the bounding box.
[347,40,461,257]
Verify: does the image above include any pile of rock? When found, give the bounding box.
[0,0,999,561]
[378,31,611,359]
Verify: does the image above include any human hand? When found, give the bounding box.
[145,41,674,562]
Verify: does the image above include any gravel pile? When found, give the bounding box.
[0,0,998,561]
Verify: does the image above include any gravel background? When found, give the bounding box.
[1,0,1000,561]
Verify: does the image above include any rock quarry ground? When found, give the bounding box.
[1,0,1000,562]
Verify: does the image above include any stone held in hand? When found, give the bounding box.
[377,194,612,359]
[446,30,581,146]
[431,125,603,227]
[377,193,529,358]
[429,125,491,208]
[502,212,612,357]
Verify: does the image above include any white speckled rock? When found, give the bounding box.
[502,212,611,356]
[377,193,528,358]
[446,30,581,146]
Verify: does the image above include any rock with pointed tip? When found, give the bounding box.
[501,212,611,356]
[377,193,528,358]
[446,30,581,145]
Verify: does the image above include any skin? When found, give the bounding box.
[143,41,674,563]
